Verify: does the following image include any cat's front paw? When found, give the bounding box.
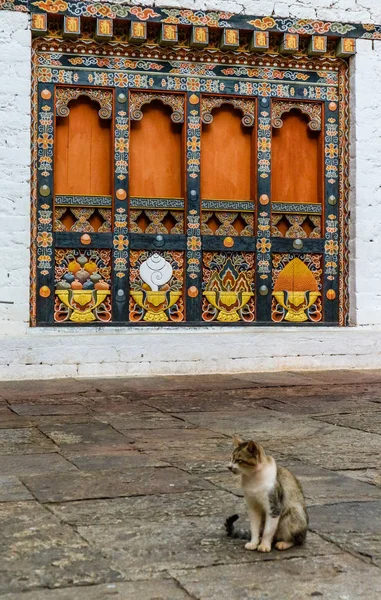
[257,542,272,553]
[245,541,258,551]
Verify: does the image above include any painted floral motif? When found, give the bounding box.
[55,87,112,119]
[113,207,128,279]
[115,109,128,180]
[187,110,201,180]
[37,106,53,176]
[325,214,338,281]
[325,117,339,184]
[187,210,201,280]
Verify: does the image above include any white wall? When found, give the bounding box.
[0,11,31,333]
[0,4,381,380]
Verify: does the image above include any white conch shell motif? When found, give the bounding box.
[139,253,173,292]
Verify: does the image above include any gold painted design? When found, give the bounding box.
[272,257,321,322]
[55,290,110,323]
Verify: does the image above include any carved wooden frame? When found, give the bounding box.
[271,100,322,131]
[55,87,113,119]
[201,96,255,127]
[129,91,185,123]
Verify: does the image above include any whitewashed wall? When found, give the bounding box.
[0,3,381,380]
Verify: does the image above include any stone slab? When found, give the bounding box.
[173,410,337,440]
[10,403,91,416]
[0,407,31,428]
[95,412,195,431]
[264,428,381,470]
[50,490,243,527]
[38,423,130,447]
[0,579,192,600]
[69,451,168,471]
[0,475,34,501]
[0,453,77,476]
[21,466,214,502]
[309,501,381,566]
[0,501,123,594]
[0,428,57,455]
[171,554,381,600]
[78,518,339,579]
[314,410,381,434]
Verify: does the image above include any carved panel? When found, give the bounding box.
[55,87,113,119]
[129,251,184,322]
[271,254,323,323]
[129,92,185,123]
[201,96,255,127]
[54,249,112,323]
[271,100,322,131]
[202,252,255,322]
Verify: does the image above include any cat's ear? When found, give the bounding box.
[247,441,259,455]
[232,434,243,447]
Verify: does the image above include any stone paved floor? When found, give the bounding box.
[2,371,381,598]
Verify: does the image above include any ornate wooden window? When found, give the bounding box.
[31,16,350,326]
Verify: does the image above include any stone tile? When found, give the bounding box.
[309,501,381,566]
[171,554,381,600]
[28,415,97,426]
[336,468,381,487]
[263,396,381,415]
[0,428,57,455]
[144,391,270,413]
[0,579,193,600]
[0,408,31,428]
[173,410,336,440]
[129,427,226,449]
[0,501,123,594]
[50,490,242,527]
[78,518,339,578]
[314,410,381,434]
[0,453,77,477]
[69,451,168,471]
[95,412,194,431]
[142,438,233,474]
[38,422,130,447]
[10,403,90,416]
[264,428,381,470]
[0,379,93,401]
[22,467,214,502]
[290,463,381,505]
[0,476,34,501]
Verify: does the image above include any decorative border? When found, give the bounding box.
[202,200,255,212]
[55,87,113,119]
[272,202,322,215]
[55,195,112,207]
[271,100,322,131]
[4,1,377,40]
[130,91,185,123]
[130,197,184,209]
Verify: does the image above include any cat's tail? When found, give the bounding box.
[224,514,250,540]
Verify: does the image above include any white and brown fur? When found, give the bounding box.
[226,436,308,552]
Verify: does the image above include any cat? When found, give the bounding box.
[225,435,308,552]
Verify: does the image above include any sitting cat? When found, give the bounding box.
[226,435,308,552]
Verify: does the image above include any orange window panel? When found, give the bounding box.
[130,101,183,199]
[55,97,112,197]
[201,105,254,201]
